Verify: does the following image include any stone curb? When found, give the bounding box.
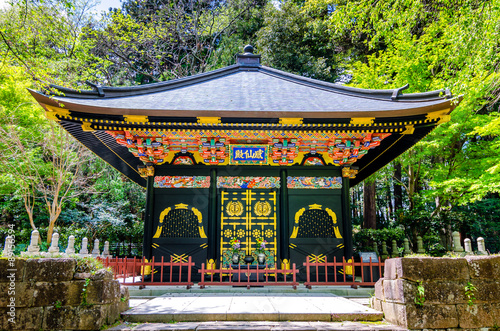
[107,321,406,331]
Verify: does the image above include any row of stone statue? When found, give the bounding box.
[374,232,489,260]
[1,229,111,258]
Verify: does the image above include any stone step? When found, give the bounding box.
[126,285,375,298]
[121,294,383,323]
[108,321,406,330]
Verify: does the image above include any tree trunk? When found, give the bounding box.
[363,180,377,229]
[394,161,402,213]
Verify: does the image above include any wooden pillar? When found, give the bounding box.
[142,175,155,259]
[341,176,353,258]
[280,169,289,263]
[208,168,217,265]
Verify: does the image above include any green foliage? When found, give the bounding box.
[80,277,91,306]
[54,300,62,309]
[465,281,477,306]
[414,282,425,307]
[74,256,104,274]
[257,0,339,82]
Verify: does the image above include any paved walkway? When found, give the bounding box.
[122,293,383,323]
[108,321,406,330]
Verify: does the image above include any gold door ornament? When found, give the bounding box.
[226,201,244,216]
[254,201,271,216]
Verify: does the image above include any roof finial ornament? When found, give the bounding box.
[243,44,254,54]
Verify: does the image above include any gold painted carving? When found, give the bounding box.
[226,201,244,216]
[279,118,303,125]
[197,117,221,124]
[426,109,451,124]
[350,117,375,126]
[401,125,415,135]
[124,115,148,123]
[81,122,94,132]
[44,104,70,122]
[254,201,271,216]
[308,254,326,263]
[342,167,358,178]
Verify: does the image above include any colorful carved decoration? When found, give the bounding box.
[154,176,210,188]
[152,203,207,238]
[106,130,391,167]
[287,177,342,189]
[303,156,325,166]
[290,204,342,239]
[342,167,359,178]
[217,176,281,189]
[270,138,298,165]
[172,155,195,165]
[200,137,228,164]
[326,133,390,166]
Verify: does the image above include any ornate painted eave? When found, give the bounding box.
[28,45,461,188]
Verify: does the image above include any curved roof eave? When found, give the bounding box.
[29,88,460,120]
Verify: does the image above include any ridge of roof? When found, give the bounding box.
[43,63,452,103]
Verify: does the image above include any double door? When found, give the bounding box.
[219,189,278,265]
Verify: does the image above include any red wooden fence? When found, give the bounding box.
[100,256,195,288]
[198,263,299,289]
[303,256,384,288]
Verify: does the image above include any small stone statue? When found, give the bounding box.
[48,233,60,254]
[464,238,472,255]
[27,229,40,254]
[477,237,488,255]
[91,239,100,257]
[381,241,389,260]
[102,241,110,258]
[373,242,379,256]
[391,240,399,258]
[2,235,14,257]
[403,238,412,256]
[79,237,89,256]
[65,235,76,255]
[416,236,425,254]
[452,231,464,252]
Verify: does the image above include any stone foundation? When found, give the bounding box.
[372,256,500,330]
[0,258,129,330]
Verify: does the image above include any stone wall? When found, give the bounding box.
[0,258,129,330]
[372,256,500,329]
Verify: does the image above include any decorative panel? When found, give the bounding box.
[154,176,210,188]
[287,176,342,189]
[290,205,342,238]
[229,145,268,165]
[217,176,281,189]
[152,204,206,238]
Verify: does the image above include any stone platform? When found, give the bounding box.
[122,292,383,323]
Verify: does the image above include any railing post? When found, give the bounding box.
[187,256,193,288]
[324,256,328,283]
[200,263,205,288]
